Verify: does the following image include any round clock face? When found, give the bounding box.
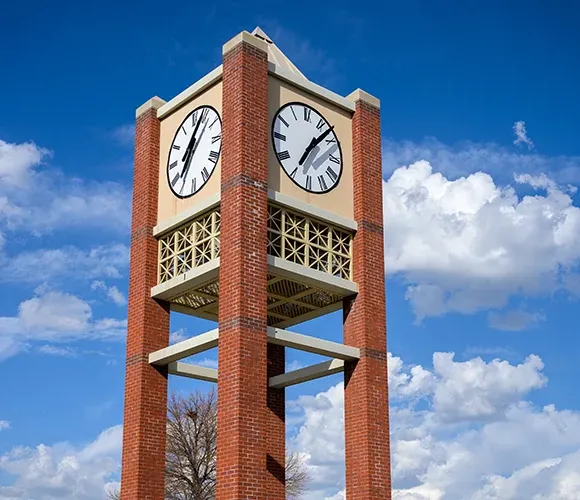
[272,102,342,194]
[166,105,222,199]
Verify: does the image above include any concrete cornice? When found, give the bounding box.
[223,30,268,55]
[346,88,380,109]
[136,96,166,118]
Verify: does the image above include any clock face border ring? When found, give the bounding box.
[166,104,222,200]
[271,101,344,195]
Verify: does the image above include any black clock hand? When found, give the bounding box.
[180,118,209,185]
[180,112,204,174]
[298,125,335,166]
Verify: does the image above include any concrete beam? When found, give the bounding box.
[267,327,359,361]
[149,329,219,366]
[269,359,345,389]
[168,362,218,383]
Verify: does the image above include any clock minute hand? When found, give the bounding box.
[298,125,335,166]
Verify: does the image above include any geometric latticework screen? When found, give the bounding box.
[156,201,355,326]
[158,208,221,284]
[267,204,353,280]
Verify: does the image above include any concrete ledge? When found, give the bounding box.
[168,362,218,383]
[267,327,359,361]
[268,190,357,232]
[269,63,355,113]
[151,259,220,300]
[157,65,223,120]
[267,255,358,297]
[136,96,166,118]
[346,88,380,109]
[223,30,268,55]
[149,329,219,366]
[153,193,221,237]
[269,359,345,389]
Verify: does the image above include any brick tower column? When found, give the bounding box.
[120,97,170,500]
[217,32,282,499]
[343,90,392,499]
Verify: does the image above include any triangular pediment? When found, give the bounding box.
[251,27,307,80]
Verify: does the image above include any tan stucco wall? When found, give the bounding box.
[268,76,354,220]
[157,81,223,224]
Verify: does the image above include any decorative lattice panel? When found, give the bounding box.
[267,204,353,280]
[158,208,221,283]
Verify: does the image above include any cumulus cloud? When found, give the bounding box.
[488,309,545,331]
[0,244,129,284]
[91,280,127,306]
[0,286,126,360]
[0,420,10,431]
[0,425,122,499]
[513,120,534,149]
[289,352,580,500]
[382,160,580,321]
[0,137,131,236]
[110,124,135,146]
[381,137,580,184]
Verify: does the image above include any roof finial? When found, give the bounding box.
[252,26,273,44]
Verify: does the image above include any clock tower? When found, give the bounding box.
[120,28,391,500]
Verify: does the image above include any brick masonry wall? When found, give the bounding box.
[217,39,286,499]
[343,99,392,499]
[120,106,170,500]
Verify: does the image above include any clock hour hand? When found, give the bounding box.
[180,112,204,176]
[180,118,209,185]
[298,125,335,166]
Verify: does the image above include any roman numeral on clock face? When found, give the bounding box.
[277,150,291,161]
[316,118,325,130]
[318,175,328,191]
[278,115,289,127]
[191,178,196,193]
[169,161,178,169]
[329,154,340,164]
[211,134,221,144]
[208,151,219,164]
[201,167,209,181]
[273,131,286,141]
[171,173,180,187]
[305,175,312,191]
[303,107,311,122]
[172,144,181,150]
[326,166,338,182]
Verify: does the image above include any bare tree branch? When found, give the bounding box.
[112,389,311,499]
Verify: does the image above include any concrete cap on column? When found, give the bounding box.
[222,30,268,55]
[136,96,167,118]
[346,89,380,109]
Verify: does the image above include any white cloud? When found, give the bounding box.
[91,280,127,306]
[381,137,580,184]
[0,425,122,499]
[488,309,545,331]
[0,287,126,361]
[37,345,77,357]
[0,420,10,431]
[0,137,131,237]
[169,328,187,344]
[291,352,580,500]
[513,120,534,149]
[383,160,580,321]
[1,244,129,283]
[110,124,135,146]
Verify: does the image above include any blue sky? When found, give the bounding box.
[1,2,580,499]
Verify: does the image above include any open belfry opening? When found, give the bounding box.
[120,27,391,500]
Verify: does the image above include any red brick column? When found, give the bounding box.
[217,34,277,499]
[120,97,170,500]
[343,91,392,499]
[266,343,286,498]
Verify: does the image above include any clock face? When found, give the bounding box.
[272,102,342,194]
[166,105,222,199]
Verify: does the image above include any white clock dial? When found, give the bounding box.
[272,102,342,194]
[167,105,222,199]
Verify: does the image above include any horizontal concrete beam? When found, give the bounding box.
[149,329,219,366]
[267,327,359,361]
[168,362,218,383]
[269,359,345,389]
